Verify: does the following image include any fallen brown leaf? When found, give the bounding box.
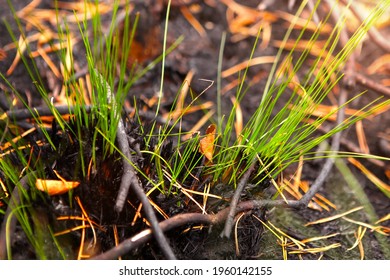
[199,124,216,162]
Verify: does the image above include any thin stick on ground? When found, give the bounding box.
[91,200,251,260]
[2,104,167,123]
[2,105,93,121]
[354,73,390,97]
[297,88,346,207]
[94,69,176,259]
[220,161,256,238]
[91,198,303,260]
[297,0,352,208]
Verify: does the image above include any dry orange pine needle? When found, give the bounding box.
[35,179,80,196]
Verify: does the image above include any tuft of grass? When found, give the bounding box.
[0,0,178,258]
[207,0,390,190]
[1,0,390,259]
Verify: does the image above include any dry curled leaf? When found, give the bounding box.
[199,124,216,162]
[35,179,80,196]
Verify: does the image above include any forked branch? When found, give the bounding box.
[94,69,176,260]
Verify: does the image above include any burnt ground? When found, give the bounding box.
[0,0,390,259]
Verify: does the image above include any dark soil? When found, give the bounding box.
[0,0,389,260]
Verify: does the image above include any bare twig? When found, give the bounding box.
[91,212,211,260]
[298,0,352,208]
[316,124,386,168]
[91,197,308,260]
[220,162,256,238]
[94,69,176,259]
[283,83,347,208]
[113,120,136,213]
[2,105,93,121]
[91,199,267,260]
[2,104,169,123]
[297,86,345,206]
[355,73,390,97]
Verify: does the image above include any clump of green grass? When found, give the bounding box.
[206,0,390,190]
[1,0,390,259]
